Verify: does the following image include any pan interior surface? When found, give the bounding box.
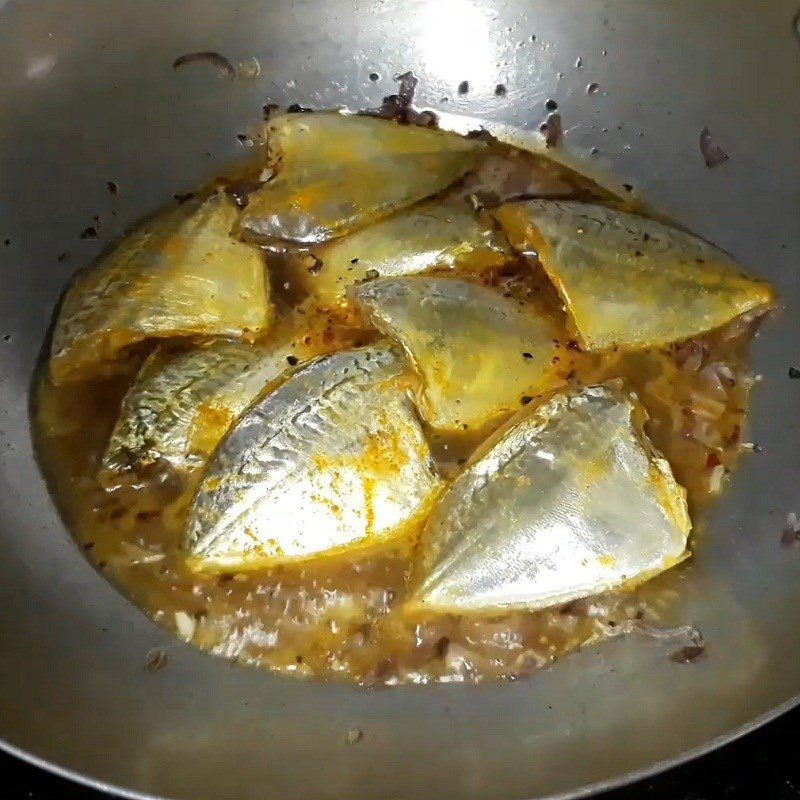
[0,1,799,799]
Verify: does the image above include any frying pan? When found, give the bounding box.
[0,1,798,798]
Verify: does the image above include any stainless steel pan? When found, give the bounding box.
[1,1,798,798]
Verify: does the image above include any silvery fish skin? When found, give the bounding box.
[237,112,486,245]
[99,310,361,488]
[50,191,272,384]
[99,341,289,488]
[186,344,443,571]
[408,383,691,614]
[492,200,774,351]
[300,199,512,309]
[351,277,563,431]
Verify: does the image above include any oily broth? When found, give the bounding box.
[33,137,760,685]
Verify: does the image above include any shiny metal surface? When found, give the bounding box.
[187,344,441,569]
[408,383,690,613]
[494,200,774,351]
[0,1,798,799]
[353,276,561,430]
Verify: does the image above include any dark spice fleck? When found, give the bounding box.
[434,636,450,659]
[350,257,359,265]
[539,112,562,148]
[522,351,533,360]
[520,395,533,405]
[172,51,235,79]
[494,83,507,97]
[57,251,70,263]
[79,226,98,239]
[457,80,469,95]
[565,339,582,352]
[668,644,706,664]
[106,181,118,195]
[368,72,380,82]
[262,102,280,119]
[286,355,299,366]
[236,133,250,143]
[296,654,304,663]
[82,541,95,551]
[788,367,800,379]
[700,126,729,168]
[2,238,9,246]
[545,98,558,111]
[370,71,436,127]
[225,179,263,209]
[173,192,195,203]
[623,183,633,192]
[2,334,10,342]
[287,103,314,113]
[725,424,741,447]
[394,71,417,105]
[306,256,323,276]
[146,648,170,672]
[465,128,495,143]
[97,560,107,570]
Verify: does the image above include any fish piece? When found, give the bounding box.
[50,191,271,384]
[493,200,774,351]
[408,383,690,614]
[237,112,485,245]
[99,342,286,489]
[299,199,512,309]
[186,344,443,571]
[351,277,563,431]
[99,310,360,489]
